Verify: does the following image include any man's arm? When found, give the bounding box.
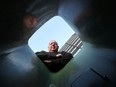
[36,51,48,59]
[36,51,58,60]
[62,51,73,59]
[36,51,73,72]
[51,51,73,64]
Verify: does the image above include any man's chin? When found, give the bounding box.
[50,50,57,52]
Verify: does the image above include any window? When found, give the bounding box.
[28,16,75,52]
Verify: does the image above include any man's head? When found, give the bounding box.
[48,40,59,52]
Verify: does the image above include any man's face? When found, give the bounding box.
[48,40,59,52]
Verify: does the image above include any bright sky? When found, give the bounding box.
[28,16,75,52]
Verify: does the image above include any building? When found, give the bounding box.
[59,33,83,56]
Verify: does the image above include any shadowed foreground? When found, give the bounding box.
[0,0,116,87]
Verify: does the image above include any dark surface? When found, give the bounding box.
[0,0,116,87]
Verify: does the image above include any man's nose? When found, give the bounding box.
[52,44,55,46]
[51,44,55,46]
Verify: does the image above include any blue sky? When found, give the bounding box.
[28,16,75,52]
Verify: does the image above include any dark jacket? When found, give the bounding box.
[36,51,73,72]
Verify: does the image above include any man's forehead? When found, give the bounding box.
[49,40,58,44]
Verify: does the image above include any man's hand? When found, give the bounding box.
[56,53,63,58]
[44,60,52,63]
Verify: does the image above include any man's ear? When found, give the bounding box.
[57,46,59,49]
[48,46,50,51]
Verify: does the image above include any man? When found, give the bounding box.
[36,40,73,72]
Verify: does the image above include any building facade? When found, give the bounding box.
[59,33,83,56]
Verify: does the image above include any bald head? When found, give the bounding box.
[48,40,59,52]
